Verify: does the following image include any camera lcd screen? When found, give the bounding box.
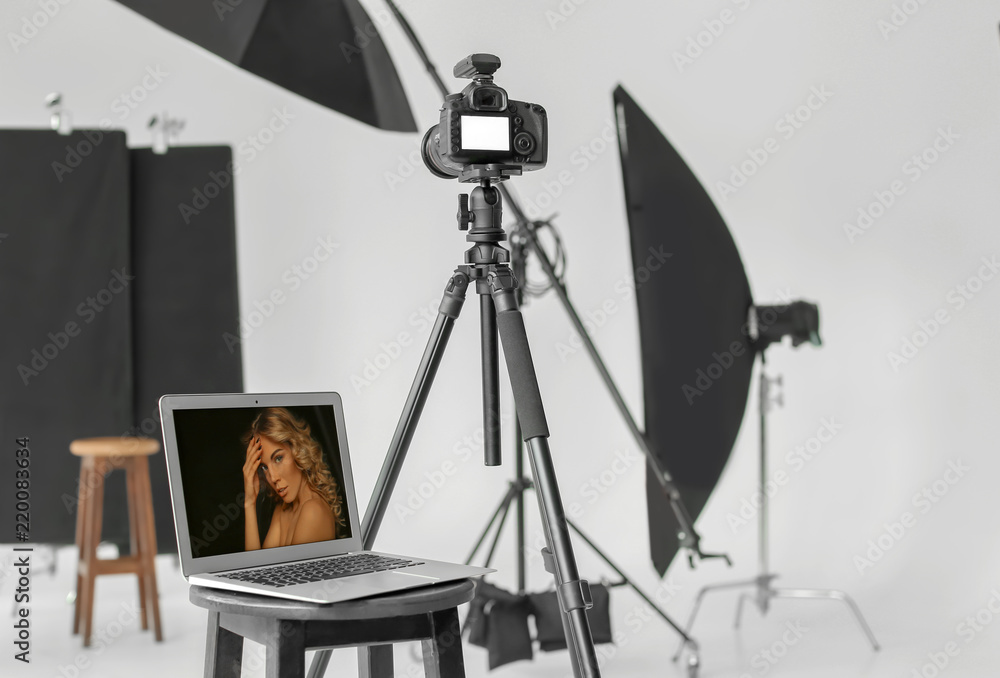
[460,115,510,151]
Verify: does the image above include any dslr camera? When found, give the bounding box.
[422,54,547,181]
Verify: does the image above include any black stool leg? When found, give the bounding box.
[422,608,465,678]
[205,611,243,678]
[359,645,393,678]
[267,620,306,678]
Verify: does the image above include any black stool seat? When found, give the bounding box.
[189,580,475,678]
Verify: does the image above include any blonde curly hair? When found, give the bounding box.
[243,407,346,535]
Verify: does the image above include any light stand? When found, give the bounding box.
[671,351,880,661]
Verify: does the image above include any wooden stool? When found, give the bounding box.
[71,436,163,646]
[189,579,475,678]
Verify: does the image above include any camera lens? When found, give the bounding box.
[421,125,461,179]
[513,132,535,155]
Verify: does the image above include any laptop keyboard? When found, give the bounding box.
[220,553,423,588]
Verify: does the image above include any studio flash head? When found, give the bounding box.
[421,53,548,182]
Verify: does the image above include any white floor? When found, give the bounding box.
[4,545,999,678]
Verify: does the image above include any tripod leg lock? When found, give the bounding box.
[558,579,594,613]
[540,548,594,612]
[439,270,471,318]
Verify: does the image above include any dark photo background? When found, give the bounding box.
[173,405,347,559]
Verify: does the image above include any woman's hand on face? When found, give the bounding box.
[243,435,262,506]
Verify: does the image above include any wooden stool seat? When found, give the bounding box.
[70,436,160,457]
[189,580,476,678]
[72,436,163,647]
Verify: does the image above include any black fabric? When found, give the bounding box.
[130,146,243,553]
[614,86,755,576]
[530,583,613,651]
[113,0,416,132]
[0,129,133,546]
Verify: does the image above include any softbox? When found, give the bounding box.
[614,86,755,576]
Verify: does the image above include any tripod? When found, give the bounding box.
[310,167,601,678]
[672,352,880,662]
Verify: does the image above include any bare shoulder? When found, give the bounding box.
[292,498,336,544]
[300,497,334,521]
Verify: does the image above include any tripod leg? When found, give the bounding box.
[490,273,601,678]
[360,270,470,549]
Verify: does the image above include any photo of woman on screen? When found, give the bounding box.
[241,407,346,550]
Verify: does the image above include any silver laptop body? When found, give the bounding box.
[159,391,491,604]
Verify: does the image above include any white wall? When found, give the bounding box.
[4,0,1000,671]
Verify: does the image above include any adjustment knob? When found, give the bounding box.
[457,194,471,230]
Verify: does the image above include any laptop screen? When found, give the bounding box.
[172,404,353,560]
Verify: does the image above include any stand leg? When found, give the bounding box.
[773,588,880,650]
[567,519,695,645]
[671,578,759,661]
[464,484,519,565]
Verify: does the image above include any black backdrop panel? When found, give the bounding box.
[130,147,243,552]
[0,129,132,545]
[614,88,755,576]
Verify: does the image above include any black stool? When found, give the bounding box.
[189,579,475,678]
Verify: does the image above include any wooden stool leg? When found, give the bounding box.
[266,620,305,678]
[204,611,243,678]
[422,608,466,678]
[73,457,90,636]
[136,456,163,641]
[80,458,106,648]
[126,459,148,631]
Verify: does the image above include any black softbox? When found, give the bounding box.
[614,87,755,576]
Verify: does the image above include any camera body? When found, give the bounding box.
[423,54,547,180]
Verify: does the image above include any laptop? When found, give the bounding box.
[159,391,492,603]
